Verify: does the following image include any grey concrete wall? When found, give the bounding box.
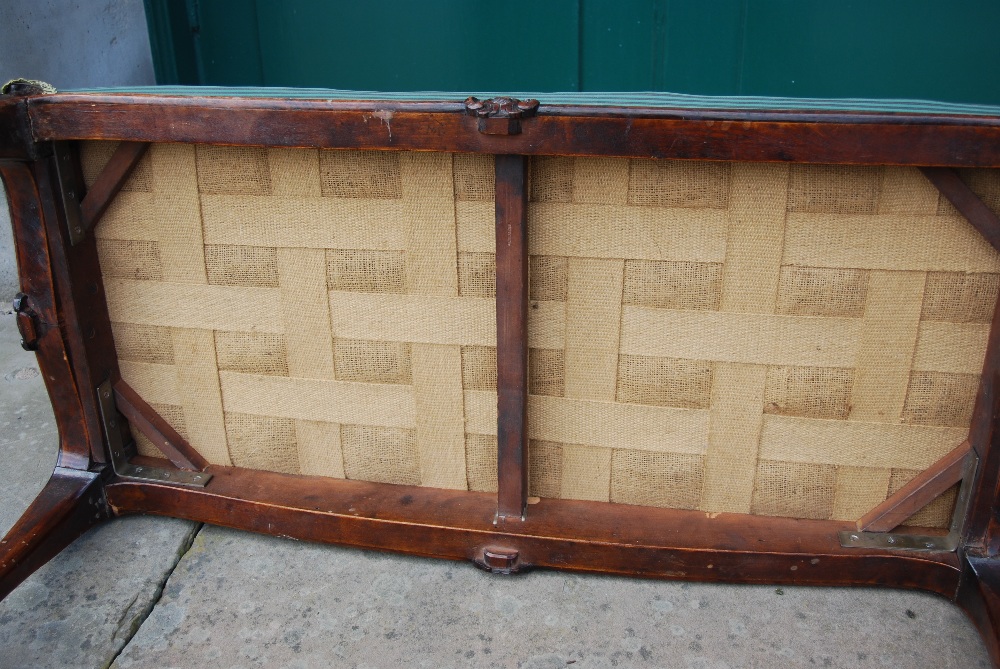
[0,0,156,301]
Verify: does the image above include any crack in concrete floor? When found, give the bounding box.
[103,523,204,669]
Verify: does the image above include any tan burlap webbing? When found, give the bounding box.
[88,143,496,490]
[85,141,1000,527]
[524,158,999,526]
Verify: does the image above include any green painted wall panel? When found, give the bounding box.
[740,1,1000,102]
[254,0,580,91]
[579,0,662,91]
[146,0,1000,104]
[142,0,200,85]
[194,0,264,86]
[659,0,747,95]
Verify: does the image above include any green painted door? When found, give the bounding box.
[145,0,1000,104]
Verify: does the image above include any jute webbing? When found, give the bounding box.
[153,145,208,284]
[219,368,416,428]
[295,419,345,478]
[528,395,708,454]
[201,195,406,249]
[529,202,728,262]
[560,444,612,502]
[837,271,924,509]
[172,328,230,465]
[328,292,495,346]
[878,166,940,215]
[620,307,861,367]
[463,389,497,436]
[784,213,1000,272]
[87,141,1000,527]
[94,193,160,240]
[278,248,335,379]
[832,466,893,522]
[913,322,990,373]
[456,201,494,252]
[268,147,322,197]
[117,361,178,405]
[758,415,966,470]
[850,275,925,415]
[718,164,787,314]
[89,143,493,489]
[522,159,998,525]
[106,279,281,333]
[701,164,786,513]
[564,258,624,401]
[701,364,768,513]
[412,344,467,489]
[277,246,342,476]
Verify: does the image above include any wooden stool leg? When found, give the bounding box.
[0,467,106,601]
[959,555,1000,667]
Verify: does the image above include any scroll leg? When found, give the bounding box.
[0,467,106,601]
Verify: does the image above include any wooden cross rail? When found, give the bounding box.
[79,141,149,233]
[494,155,529,520]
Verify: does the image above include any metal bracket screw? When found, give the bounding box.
[839,452,977,552]
[95,379,211,488]
[52,142,85,245]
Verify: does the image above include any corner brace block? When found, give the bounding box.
[95,379,211,488]
[839,451,977,552]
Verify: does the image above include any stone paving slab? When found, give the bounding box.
[0,311,201,669]
[0,517,200,669]
[1,310,59,537]
[112,524,989,669]
[0,311,57,450]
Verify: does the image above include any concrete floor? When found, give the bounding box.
[0,310,992,668]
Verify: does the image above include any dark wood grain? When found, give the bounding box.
[921,167,1000,252]
[968,367,1000,555]
[858,440,971,532]
[113,379,208,471]
[494,155,529,520]
[0,161,92,470]
[957,555,1000,667]
[105,459,962,596]
[24,94,1000,166]
[0,468,105,602]
[939,173,1000,555]
[79,141,149,233]
[0,97,37,161]
[34,146,122,465]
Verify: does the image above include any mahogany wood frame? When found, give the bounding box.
[3,88,1000,662]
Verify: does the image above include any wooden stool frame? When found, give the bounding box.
[3,86,1000,663]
